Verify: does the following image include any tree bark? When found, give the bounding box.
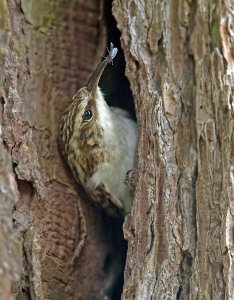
[113,0,234,299]
[1,0,125,299]
[0,2,21,299]
[0,0,234,299]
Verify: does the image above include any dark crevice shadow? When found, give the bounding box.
[100,1,135,120]
[98,1,136,299]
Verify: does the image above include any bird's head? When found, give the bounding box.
[59,44,118,153]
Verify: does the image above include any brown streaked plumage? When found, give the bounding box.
[58,43,137,216]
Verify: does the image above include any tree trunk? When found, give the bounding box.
[0,0,233,299]
[1,0,125,299]
[113,0,234,299]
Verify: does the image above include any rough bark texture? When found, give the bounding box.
[113,0,234,299]
[1,0,125,299]
[0,0,234,299]
[0,1,21,299]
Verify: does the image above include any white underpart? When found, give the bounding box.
[85,88,137,203]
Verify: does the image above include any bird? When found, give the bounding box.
[58,43,137,217]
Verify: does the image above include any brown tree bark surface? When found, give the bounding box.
[0,0,234,299]
[113,0,234,299]
[1,0,123,299]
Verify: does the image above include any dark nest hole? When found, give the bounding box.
[98,2,136,299]
[100,2,135,120]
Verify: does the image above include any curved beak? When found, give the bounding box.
[87,43,118,97]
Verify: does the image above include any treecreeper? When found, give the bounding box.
[59,43,137,217]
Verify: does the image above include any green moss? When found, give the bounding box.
[0,0,9,30]
[12,239,22,260]
[210,17,221,49]
[21,0,57,29]
[41,10,56,29]
[209,1,221,49]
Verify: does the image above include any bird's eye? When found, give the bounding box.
[83,109,93,122]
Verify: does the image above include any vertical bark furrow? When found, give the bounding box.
[0,1,22,296]
[114,0,233,299]
[2,0,122,298]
